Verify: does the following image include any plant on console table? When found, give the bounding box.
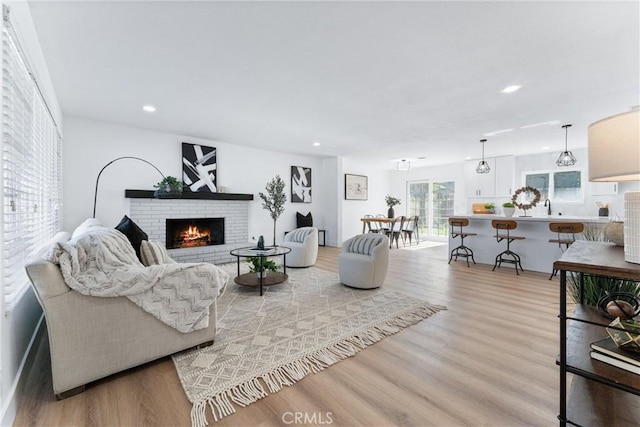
[385,195,401,218]
[247,256,279,279]
[502,202,515,217]
[259,175,287,246]
[153,176,184,198]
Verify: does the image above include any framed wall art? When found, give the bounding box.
[291,165,312,203]
[182,142,217,193]
[345,174,368,200]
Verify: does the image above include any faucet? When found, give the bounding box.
[544,199,551,215]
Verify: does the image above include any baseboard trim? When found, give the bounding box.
[0,313,45,427]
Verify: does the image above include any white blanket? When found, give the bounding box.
[47,221,229,333]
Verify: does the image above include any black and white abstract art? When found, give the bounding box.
[291,166,312,203]
[182,142,217,193]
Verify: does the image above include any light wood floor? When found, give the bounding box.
[14,243,562,426]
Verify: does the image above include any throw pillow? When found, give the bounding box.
[114,215,148,260]
[289,227,311,243]
[296,211,313,228]
[349,235,382,255]
[140,240,176,266]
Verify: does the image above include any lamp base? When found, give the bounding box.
[624,190,640,264]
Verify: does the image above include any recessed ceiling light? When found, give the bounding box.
[501,85,522,94]
[541,146,551,150]
[142,105,156,112]
[417,156,426,160]
[313,141,320,147]
[465,156,472,160]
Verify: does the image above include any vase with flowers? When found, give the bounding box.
[385,195,401,218]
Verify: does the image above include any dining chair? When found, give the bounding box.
[402,215,419,245]
[376,213,390,234]
[386,216,406,248]
[363,214,380,233]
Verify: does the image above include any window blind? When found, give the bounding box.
[2,18,62,312]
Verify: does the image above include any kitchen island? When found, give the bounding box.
[447,215,609,274]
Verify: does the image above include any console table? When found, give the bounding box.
[554,240,640,426]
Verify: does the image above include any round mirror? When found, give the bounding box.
[511,186,541,211]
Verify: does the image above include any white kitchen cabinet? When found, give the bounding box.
[494,155,515,198]
[464,158,495,198]
[590,182,618,195]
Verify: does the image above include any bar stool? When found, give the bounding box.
[448,217,477,267]
[491,219,525,275]
[548,222,584,279]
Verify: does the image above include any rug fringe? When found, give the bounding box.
[190,303,445,426]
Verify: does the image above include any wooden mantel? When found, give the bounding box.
[124,189,253,201]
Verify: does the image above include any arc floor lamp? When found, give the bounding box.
[92,156,165,218]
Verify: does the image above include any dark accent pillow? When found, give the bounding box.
[296,212,313,228]
[115,215,148,260]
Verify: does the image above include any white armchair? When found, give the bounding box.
[338,233,389,289]
[283,227,318,267]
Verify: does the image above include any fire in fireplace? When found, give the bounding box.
[166,218,224,249]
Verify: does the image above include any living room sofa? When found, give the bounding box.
[25,226,223,399]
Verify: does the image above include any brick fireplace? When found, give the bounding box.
[127,191,251,264]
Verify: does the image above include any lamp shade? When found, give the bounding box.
[588,110,640,182]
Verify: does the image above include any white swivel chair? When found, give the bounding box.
[283,227,318,267]
[338,233,390,289]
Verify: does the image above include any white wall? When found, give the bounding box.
[1,2,60,425]
[62,116,334,247]
[340,157,392,242]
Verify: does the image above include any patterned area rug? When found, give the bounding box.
[172,265,446,426]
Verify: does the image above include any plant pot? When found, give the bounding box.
[388,207,394,218]
[503,207,515,217]
[256,271,267,279]
[154,189,182,199]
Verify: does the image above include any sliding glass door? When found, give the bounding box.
[408,180,455,239]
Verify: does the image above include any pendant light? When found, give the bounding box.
[476,139,491,174]
[556,124,577,166]
[397,159,411,171]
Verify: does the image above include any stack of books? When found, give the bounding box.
[590,338,640,375]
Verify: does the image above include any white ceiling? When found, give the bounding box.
[28,1,639,169]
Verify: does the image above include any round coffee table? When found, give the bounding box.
[229,246,292,296]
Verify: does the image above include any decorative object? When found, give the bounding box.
[290,165,311,203]
[345,174,368,200]
[606,317,640,352]
[92,156,165,218]
[603,221,625,246]
[182,142,217,193]
[257,235,265,250]
[588,109,640,264]
[153,176,183,198]
[172,266,446,424]
[475,139,491,174]
[502,202,516,217]
[397,159,411,171]
[597,290,640,320]
[259,175,287,246]
[385,195,401,218]
[597,202,609,217]
[511,186,541,217]
[556,124,577,166]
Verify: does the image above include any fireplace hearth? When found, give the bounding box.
[166,218,224,249]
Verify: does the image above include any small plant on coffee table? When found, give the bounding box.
[247,256,279,274]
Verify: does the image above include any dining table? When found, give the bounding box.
[360,217,393,234]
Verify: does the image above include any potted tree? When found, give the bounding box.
[247,256,279,279]
[385,195,402,218]
[502,202,516,217]
[259,175,287,246]
[153,176,183,198]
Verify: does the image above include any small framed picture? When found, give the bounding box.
[291,166,312,203]
[345,174,368,200]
